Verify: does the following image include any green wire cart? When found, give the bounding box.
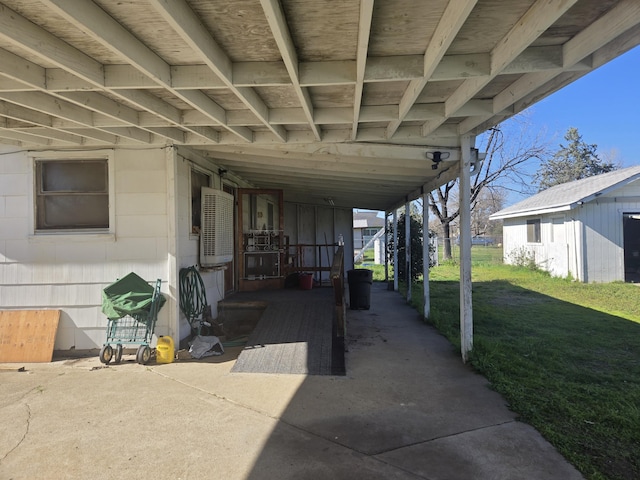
[99,272,166,365]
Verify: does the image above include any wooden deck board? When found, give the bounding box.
[229,287,342,375]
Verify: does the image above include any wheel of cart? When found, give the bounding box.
[100,272,166,365]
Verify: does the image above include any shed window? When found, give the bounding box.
[527,219,541,243]
[35,159,109,230]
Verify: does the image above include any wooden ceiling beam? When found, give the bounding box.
[0,3,185,144]
[7,48,590,94]
[0,128,51,146]
[0,4,103,86]
[203,151,428,176]
[151,0,286,141]
[459,3,640,136]
[42,0,240,143]
[423,0,579,137]
[351,0,375,140]
[208,141,458,163]
[11,127,85,144]
[386,0,477,139]
[260,0,321,140]
[208,158,429,184]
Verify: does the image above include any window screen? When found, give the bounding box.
[36,159,109,230]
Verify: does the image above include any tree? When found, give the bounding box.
[429,115,549,259]
[535,127,618,191]
[470,187,507,237]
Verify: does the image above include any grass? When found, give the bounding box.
[397,253,640,480]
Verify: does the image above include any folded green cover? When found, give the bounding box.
[101,272,165,320]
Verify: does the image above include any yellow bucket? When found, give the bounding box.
[156,336,175,364]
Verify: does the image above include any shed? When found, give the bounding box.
[353,211,385,250]
[490,165,640,282]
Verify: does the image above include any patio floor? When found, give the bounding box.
[0,282,584,479]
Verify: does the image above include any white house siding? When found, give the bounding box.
[502,215,571,279]
[579,182,640,282]
[0,147,173,350]
[173,148,241,343]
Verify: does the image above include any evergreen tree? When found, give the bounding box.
[536,127,617,191]
[387,210,434,282]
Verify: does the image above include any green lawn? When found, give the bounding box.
[399,259,640,480]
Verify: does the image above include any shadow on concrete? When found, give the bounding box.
[240,281,590,479]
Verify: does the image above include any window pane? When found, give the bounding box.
[527,219,541,243]
[35,159,109,231]
[39,195,109,229]
[41,161,107,192]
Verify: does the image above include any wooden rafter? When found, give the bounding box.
[386,0,477,139]
[150,0,287,142]
[351,0,375,140]
[260,0,321,141]
[422,0,579,137]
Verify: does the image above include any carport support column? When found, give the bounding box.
[422,191,430,319]
[459,135,473,363]
[384,211,390,282]
[393,209,399,291]
[405,201,411,303]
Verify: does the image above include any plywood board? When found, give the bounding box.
[0,310,61,363]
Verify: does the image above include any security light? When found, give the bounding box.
[426,151,450,170]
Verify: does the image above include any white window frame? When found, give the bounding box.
[28,150,115,241]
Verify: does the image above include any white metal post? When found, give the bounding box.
[405,201,411,303]
[393,209,399,291]
[459,135,473,362]
[422,192,430,319]
[384,211,389,282]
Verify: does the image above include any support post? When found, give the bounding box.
[384,211,390,283]
[422,192,430,320]
[459,135,473,362]
[405,201,411,303]
[393,209,399,291]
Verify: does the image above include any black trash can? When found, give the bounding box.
[347,269,373,310]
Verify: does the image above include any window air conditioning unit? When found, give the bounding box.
[200,187,234,266]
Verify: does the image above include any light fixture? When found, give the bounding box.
[324,197,335,206]
[426,150,451,170]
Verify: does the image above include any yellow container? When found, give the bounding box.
[156,336,174,364]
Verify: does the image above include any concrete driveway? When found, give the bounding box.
[0,283,583,479]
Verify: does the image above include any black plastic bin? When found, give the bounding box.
[347,269,373,310]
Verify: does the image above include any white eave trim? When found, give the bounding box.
[490,204,574,220]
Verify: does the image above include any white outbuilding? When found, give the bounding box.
[491,165,640,283]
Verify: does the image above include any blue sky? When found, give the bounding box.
[523,45,640,167]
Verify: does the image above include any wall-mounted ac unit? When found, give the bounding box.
[200,187,234,266]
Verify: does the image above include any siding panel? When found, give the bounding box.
[0,148,174,349]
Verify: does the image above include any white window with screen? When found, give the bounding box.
[31,151,114,236]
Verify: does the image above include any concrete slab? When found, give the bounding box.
[0,283,584,479]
